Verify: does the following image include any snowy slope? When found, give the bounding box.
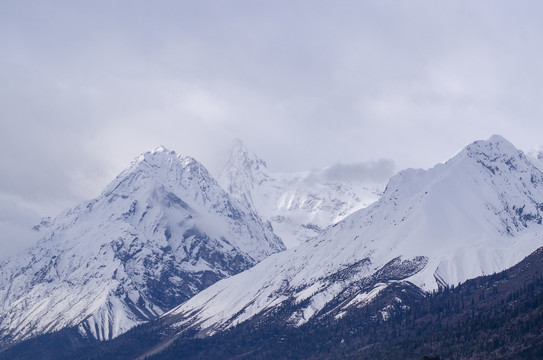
[0,146,284,346]
[218,140,384,248]
[164,135,543,335]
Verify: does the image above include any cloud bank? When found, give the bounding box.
[2,1,543,257]
[318,159,396,184]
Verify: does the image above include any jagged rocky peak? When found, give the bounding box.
[125,144,206,174]
[451,135,543,227]
[102,145,220,207]
[220,139,271,195]
[228,138,269,171]
[436,135,541,182]
[218,139,274,217]
[135,144,179,166]
[459,134,532,169]
[119,145,202,178]
[150,144,173,154]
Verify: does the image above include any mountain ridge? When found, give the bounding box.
[159,135,543,340]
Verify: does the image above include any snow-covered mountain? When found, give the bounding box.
[218,140,385,248]
[163,135,543,336]
[0,146,284,346]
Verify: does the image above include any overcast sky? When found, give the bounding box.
[2,0,543,258]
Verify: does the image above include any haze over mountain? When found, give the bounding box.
[218,140,386,248]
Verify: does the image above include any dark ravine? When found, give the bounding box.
[2,246,543,360]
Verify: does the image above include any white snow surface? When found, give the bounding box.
[165,135,543,335]
[218,140,384,248]
[0,147,284,344]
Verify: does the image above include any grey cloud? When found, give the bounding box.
[317,159,396,184]
[0,220,39,261]
[0,195,41,260]
[2,0,543,254]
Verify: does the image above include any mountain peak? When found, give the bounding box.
[387,135,540,206]
[487,134,508,142]
[150,145,174,154]
[228,139,268,171]
[463,134,519,159]
[218,140,272,212]
[102,147,211,203]
[0,144,284,345]
[433,135,530,179]
[134,147,203,173]
[133,145,179,168]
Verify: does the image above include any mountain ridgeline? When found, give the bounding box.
[2,135,543,359]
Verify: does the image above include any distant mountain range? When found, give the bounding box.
[2,135,543,359]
